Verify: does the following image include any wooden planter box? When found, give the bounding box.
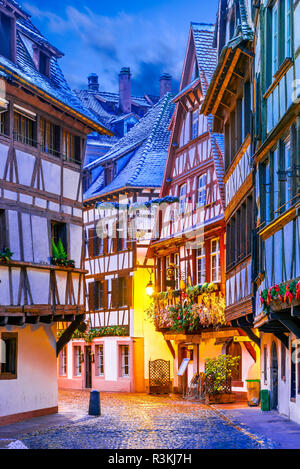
[205,393,236,405]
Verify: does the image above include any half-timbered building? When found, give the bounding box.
[75,70,169,192]
[0,0,111,424]
[251,0,300,423]
[58,91,175,392]
[149,22,259,398]
[201,1,261,389]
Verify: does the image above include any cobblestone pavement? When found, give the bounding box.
[13,391,273,449]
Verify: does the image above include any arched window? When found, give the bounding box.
[226,340,242,382]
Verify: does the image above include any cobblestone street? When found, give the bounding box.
[1,391,275,449]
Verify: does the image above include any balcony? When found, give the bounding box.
[149,283,226,334]
[0,258,86,326]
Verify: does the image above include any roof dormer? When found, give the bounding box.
[0,8,16,62]
[32,45,51,77]
[0,0,29,63]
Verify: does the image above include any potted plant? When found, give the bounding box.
[0,248,13,264]
[204,354,240,404]
[51,239,75,268]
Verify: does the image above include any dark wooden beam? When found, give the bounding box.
[273,332,289,350]
[56,314,85,356]
[40,315,53,324]
[0,317,8,327]
[292,305,300,317]
[238,326,261,348]
[166,339,175,359]
[8,316,25,326]
[237,329,256,361]
[269,312,300,339]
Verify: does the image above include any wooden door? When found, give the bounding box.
[85,346,92,389]
[226,340,242,383]
[270,342,278,410]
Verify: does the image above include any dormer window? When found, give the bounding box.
[0,11,16,62]
[105,163,115,185]
[33,46,50,77]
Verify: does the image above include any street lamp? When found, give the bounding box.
[146,280,154,296]
[146,269,154,296]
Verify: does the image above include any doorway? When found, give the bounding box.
[270,342,278,410]
[85,346,92,389]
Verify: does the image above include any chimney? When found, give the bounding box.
[88,73,99,92]
[160,73,172,98]
[119,67,131,113]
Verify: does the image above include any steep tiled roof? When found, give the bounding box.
[84,93,175,200]
[201,1,254,116]
[0,1,110,134]
[191,23,217,94]
[74,89,158,137]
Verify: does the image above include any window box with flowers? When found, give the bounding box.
[260,279,300,314]
[148,283,226,333]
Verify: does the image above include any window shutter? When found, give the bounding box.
[88,228,94,257]
[103,280,108,309]
[126,276,133,307]
[88,282,95,312]
[111,278,119,308]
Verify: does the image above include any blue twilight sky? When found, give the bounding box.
[22,0,219,96]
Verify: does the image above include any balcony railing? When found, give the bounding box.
[149,283,226,333]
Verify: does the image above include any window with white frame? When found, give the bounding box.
[174,253,180,289]
[74,346,82,377]
[96,345,104,376]
[197,174,207,207]
[59,347,67,376]
[179,184,187,214]
[283,136,292,210]
[285,0,292,58]
[272,2,278,76]
[120,345,129,377]
[191,109,199,140]
[211,238,221,282]
[196,244,206,284]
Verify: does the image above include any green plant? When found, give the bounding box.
[57,325,129,342]
[204,355,240,395]
[51,238,75,268]
[0,248,13,263]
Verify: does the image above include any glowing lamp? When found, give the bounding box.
[146,281,154,296]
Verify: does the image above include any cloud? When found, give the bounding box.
[23,3,186,95]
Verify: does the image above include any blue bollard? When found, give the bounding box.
[88,390,101,416]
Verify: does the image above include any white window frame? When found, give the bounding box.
[74,346,82,377]
[60,347,67,376]
[210,238,221,283]
[174,253,180,290]
[179,184,187,214]
[191,109,199,140]
[197,174,207,207]
[285,0,292,58]
[96,344,104,377]
[272,2,278,76]
[196,244,206,285]
[120,345,129,377]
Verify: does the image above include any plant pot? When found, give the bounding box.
[205,393,236,405]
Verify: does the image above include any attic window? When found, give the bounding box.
[0,12,15,62]
[39,50,50,76]
[105,164,115,185]
[33,46,50,77]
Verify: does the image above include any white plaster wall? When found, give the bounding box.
[0,142,9,179]
[8,210,21,261]
[16,150,35,187]
[0,325,58,418]
[32,216,49,263]
[69,224,83,268]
